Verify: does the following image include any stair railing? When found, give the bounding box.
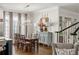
[55,22,79,44]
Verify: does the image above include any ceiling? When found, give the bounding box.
[61,3,79,13]
[0,3,79,13]
[0,3,72,13]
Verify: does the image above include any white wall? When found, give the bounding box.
[0,9,3,19]
[0,9,3,36]
[59,8,79,20]
[32,6,59,43]
[59,8,79,43]
[32,7,79,43]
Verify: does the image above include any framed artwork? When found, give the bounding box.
[38,16,49,32]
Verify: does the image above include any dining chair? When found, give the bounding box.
[20,35,32,52]
[52,43,76,55]
[14,33,21,49]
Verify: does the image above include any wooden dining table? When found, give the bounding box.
[24,38,39,52]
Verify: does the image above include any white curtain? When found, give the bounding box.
[13,13,19,34]
[4,12,10,38]
[21,14,26,35]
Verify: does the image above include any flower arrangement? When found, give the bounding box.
[38,16,49,32]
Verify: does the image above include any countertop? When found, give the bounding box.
[0,37,12,40]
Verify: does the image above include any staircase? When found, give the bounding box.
[54,21,79,55]
[56,21,79,44]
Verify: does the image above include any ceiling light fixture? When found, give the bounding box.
[25,3,30,8]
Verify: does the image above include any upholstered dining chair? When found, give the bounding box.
[19,35,25,50]
[52,43,76,55]
[14,33,21,49]
[20,35,33,52]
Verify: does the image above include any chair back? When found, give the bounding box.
[54,43,74,49]
[52,43,75,55]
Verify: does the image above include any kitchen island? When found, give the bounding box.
[0,37,12,55]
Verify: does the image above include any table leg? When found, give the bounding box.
[37,40,39,53]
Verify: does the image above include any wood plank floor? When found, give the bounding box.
[12,45,52,55]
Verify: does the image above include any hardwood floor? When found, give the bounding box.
[12,44,52,55]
